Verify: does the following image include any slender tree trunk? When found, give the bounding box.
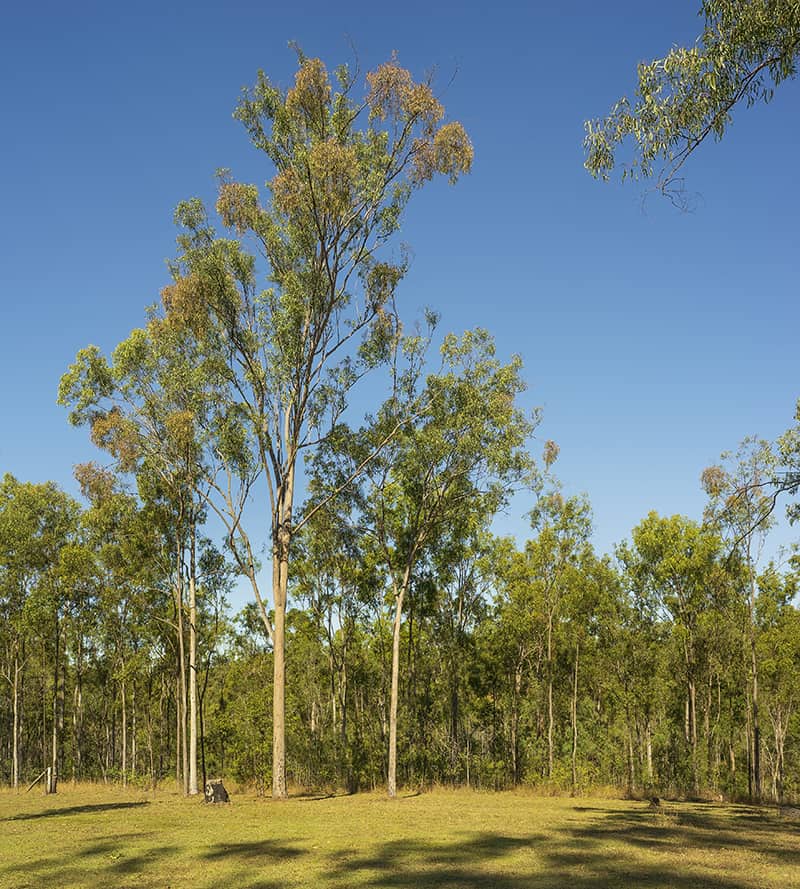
[73,635,83,782]
[148,673,156,790]
[626,721,635,796]
[271,472,294,800]
[272,532,288,800]
[41,639,47,777]
[175,674,182,791]
[775,711,786,803]
[705,675,712,791]
[689,676,698,795]
[12,645,20,790]
[745,683,753,800]
[50,621,63,794]
[131,681,137,780]
[511,658,522,787]
[340,652,348,749]
[188,522,198,795]
[571,642,579,794]
[159,674,166,781]
[121,671,127,789]
[103,706,110,783]
[174,545,189,796]
[749,569,761,801]
[388,568,411,798]
[684,694,690,744]
[645,719,653,787]
[547,615,554,781]
[199,677,207,795]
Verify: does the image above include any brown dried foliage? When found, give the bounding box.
[701,465,727,497]
[216,182,260,234]
[543,440,560,468]
[164,409,196,455]
[286,58,331,121]
[411,121,473,184]
[73,462,116,502]
[90,408,139,470]
[366,59,414,120]
[366,59,444,133]
[161,274,210,336]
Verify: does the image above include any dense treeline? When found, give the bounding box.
[2,433,799,801]
[2,50,799,804]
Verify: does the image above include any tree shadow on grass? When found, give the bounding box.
[0,842,179,889]
[565,803,800,867]
[325,805,798,889]
[3,801,149,821]
[198,842,305,889]
[326,834,538,888]
[202,839,306,861]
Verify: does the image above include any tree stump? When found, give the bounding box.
[204,779,230,804]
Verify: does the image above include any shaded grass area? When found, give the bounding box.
[0,787,797,888]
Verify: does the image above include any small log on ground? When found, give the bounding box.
[25,770,48,793]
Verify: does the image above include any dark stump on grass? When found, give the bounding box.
[204,779,230,804]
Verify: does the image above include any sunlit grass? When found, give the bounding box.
[0,784,797,888]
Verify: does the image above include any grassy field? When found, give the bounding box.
[0,785,797,888]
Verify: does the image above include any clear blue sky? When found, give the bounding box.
[2,0,798,582]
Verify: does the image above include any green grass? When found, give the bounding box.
[0,785,797,888]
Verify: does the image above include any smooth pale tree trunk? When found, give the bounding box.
[131,682,137,780]
[683,632,699,795]
[121,671,127,788]
[772,706,789,802]
[748,569,761,801]
[340,656,352,790]
[41,639,47,780]
[188,524,198,795]
[745,688,753,799]
[339,648,348,747]
[50,623,64,794]
[199,649,213,795]
[387,564,412,799]
[689,677,698,794]
[73,635,83,781]
[271,545,288,800]
[147,676,156,790]
[704,677,712,789]
[271,470,295,801]
[627,725,635,795]
[388,587,405,798]
[571,643,579,794]
[547,615,554,781]
[175,674,182,791]
[12,646,21,790]
[511,656,523,787]
[103,711,110,782]
[174,546,189,796]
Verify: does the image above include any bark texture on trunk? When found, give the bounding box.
[271,517,290,800]
[571,643,579,793]
[12,648,20,790]
[188,524,198,795]
[387,584,406,798]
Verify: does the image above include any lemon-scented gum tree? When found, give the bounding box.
[61,50,472,799]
